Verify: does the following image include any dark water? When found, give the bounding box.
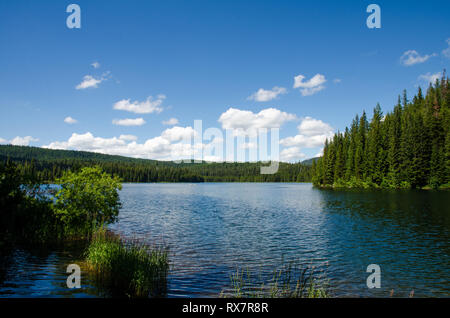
[1,183,449,297]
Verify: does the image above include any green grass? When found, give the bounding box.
[220,262,329,298]
[85,228,169,298]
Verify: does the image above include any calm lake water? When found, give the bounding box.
[1,183,449,297]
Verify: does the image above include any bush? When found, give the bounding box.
[0,161,57,243]
[1,163,123,243]
[53,166,122,235]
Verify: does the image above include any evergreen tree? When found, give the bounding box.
[313,71,449,189]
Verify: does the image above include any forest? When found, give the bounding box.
[312,73,450,189]
[4,74,448,189]
[0,145,312,183]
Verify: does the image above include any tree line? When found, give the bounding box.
[0,145,312,183]
[312,72,450,189]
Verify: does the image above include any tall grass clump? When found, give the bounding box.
[85,228,169,298]
[221,261,329,298]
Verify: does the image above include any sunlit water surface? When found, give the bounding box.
[1,183,449,297]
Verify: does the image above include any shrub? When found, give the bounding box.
[0,161,57,243]
[53,166,122,235]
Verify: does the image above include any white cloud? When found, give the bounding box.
[0,138,7,144]
[113,95,165,114]
[240,142,257,149]
[293,74,327,96]
[218,107,296,135]
[44,133,126,153]
[112,118,146,126]
[91,61,100,69]
[43,127,199,161]
[333,78,342,84]
[76,75,105,89]
[418,72,441,84]
[119,134,137,141]
[280,117,334,148]
[278,116,333,162]
[162,118,179,125]
[161,126,196,142]
[64,116,77,124]
[442,38,450,58]
[301,86,325,96]
[280,147,306,162]
[400,50,436,66]
[281,134,330,148]
[298,116,334,136]
[9,136,39,146]
[247,86,287,102]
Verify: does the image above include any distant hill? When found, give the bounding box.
[0,144,165,165]
[0,145,313,183]
[301,157,320,166]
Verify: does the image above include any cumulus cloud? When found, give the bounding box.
[43,126,198,161]
[247,86,287,102]
[218,107,296,135]
[240,142,257,149]
[297,116,334,136]
[119,134,138,141]
[418,72,441,84]
[6,136,39,146]
[281,134,330,148]
[112,118,146,126]
[161,126,196,142]
[280,147,306,162]
[91,61,100,69]
[280,117,333,148]
[442,38,450,58]
[64,116,77,124]
[400,50,436,66]
[113,95,165,114]
[162,118,179,125]
[293,74,326,96]
[0,138,7,144]
[278,116,333,162]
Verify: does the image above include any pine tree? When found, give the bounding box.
[367,104,383,184]
[313,71,449,189]
[386,98,403,187]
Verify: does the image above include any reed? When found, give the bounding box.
[85,228,169,298]
[221,262,329,298]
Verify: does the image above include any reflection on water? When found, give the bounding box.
[0,242,97,297]
[1,183,449,297]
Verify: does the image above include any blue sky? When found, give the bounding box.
[0,0,449,161]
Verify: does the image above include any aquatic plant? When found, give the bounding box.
[85,228,169,298]
[221,261,329,298]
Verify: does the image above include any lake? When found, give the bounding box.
[1,183,449,297]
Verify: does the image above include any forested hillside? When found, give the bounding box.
[0,145,312,183]
[312,73,450,189]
